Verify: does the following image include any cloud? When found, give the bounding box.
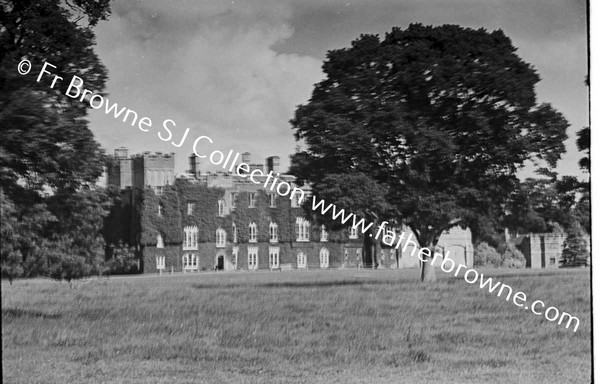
[90,0,323,172]
[88,0,587,179]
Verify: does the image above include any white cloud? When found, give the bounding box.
[90,0,324,172]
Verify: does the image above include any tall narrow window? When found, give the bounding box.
[296,217,310,242]
[248,246,258,270]
[232,246,239,269]
[320,225,328,242]
[319,248,330,269]
[248,222,257,243]
[290,192,304,208]
[230,192,238,209]
[216,228,226,248]
[269,194,277,208]
[248,192,256,208]
[156,256,165,270]
[349,226,358,239]
[218,199,225,217]
[269,222,278,243]
[232,223,238,243]
[158,203,163,217]
[187,202,195,215]
[183,226,198,250]
[269,247,280,269]
[156,234,164,248]
[297,252,307,269]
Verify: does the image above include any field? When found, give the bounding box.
[1,268,591,384]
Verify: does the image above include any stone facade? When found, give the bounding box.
[106,148,475,274]
[512,232,591,269]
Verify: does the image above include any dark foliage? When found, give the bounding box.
[290,24,568,265]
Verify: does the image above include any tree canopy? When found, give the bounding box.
[0,0,120,283]
[290,24,569,281]
[0,0,110,199]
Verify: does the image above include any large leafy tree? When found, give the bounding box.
[503,173,583,235]
[290,24,568,281]
[0,0,110,199]
[0,0,113,282]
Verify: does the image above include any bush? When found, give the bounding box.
[498,242,526,269]
[103,243,138,275]
[562,229,589,267]
[473,242,502,268]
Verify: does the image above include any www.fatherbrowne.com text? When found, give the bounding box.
[312,195,580,332]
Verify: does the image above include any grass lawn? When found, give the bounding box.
[1,267,591,384]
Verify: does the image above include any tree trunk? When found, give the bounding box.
[420,246,436,282]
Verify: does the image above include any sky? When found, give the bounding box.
[89,0,589,179]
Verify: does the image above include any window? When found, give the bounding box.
[230,192,238,208]
[291,192,305,208]
[248,246,258,270]
[269,222,278,243]
[218,199,225,217]
[248,222,257,243]
[319,248,329,269]
[187,202,195,215]
[232,246,239,269]
[269,246,280,269]
[156,234,164,248]
[183,226,198,250]
[297,252,307,269]
[296,217,310,242]
[155,186,163,196]
[232,223,238,243]
[269,194,277,208]
[158,203,163,217]
[320,225,328,242]
[216,228,226,248]
[356,248,362,259]
[344,249,349,261]
[349,226,358,239]
[156,256,165,270]
[248,192,256,208]
[549,258,556,265]
[182,253,198,270]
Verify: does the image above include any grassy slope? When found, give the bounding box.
[1,268,591,384]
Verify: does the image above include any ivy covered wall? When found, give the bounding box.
[133,178,364,272]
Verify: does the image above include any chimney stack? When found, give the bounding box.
[242,152,252,165]
[114,147,128,160]
[189,153,200,177]
[266,156,280,174]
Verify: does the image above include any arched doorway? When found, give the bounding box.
[216,255,224,271]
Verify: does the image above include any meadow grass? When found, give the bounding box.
[1,268,591,384]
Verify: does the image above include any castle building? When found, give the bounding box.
[106,148,474,274]
[511,232,590,269]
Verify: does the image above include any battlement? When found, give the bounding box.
[133,151,174,159]
[107,147,175,190]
